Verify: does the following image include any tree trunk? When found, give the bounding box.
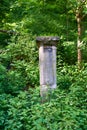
[76,12,82,69]
[77,40,82,69]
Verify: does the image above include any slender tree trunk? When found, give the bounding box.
[76,11,82,69]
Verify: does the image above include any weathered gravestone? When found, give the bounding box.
[36,36,59,101]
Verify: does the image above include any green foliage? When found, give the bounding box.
[0,0,87,129]
[62,41,77,64]
[0,33,10,47]
[0,35,39,90]
[0,64,26,94]
[0,65,87,129]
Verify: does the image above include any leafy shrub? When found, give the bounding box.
[0,64,26,94]
[0,64,87,130]
[0,38,39,92]
[62,41,77,64]
[0,86,87,130]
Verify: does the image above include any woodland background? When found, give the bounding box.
[0,0,87,129]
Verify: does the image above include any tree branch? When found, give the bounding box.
[0,29,18,35]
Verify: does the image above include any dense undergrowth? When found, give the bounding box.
[0,64,87,130]
[0,0,87,129]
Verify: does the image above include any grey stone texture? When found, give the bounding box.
[36,36,59,98]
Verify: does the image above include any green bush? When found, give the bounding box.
[0,85,87,130]
[0,64,26,94]
[0,65,87,130]
[0,38,39,92]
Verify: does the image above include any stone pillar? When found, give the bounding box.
[36,36,59,100]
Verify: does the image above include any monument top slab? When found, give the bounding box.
[36,36,59,46]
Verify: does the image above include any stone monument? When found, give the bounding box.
[36,36,59,100]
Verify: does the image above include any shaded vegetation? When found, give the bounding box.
[0,0,87,129]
